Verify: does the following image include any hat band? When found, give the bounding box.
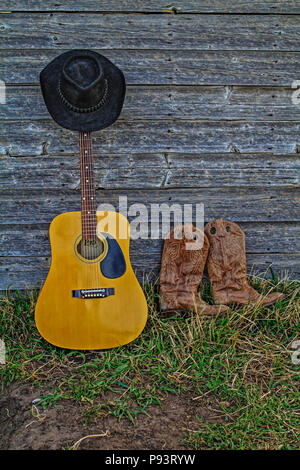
[58,78,109,113]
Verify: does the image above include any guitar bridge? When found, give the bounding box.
[72,288,115,299]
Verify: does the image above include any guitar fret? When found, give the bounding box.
[80,131,97,240]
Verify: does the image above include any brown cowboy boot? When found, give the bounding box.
[204,219,284,307]
[159,224,229,316]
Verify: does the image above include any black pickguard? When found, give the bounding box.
[100,234,126,279]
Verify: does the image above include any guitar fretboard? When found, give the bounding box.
[79,131,97,240]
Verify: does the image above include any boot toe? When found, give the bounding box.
[261,292,285,307]
[196,301,229,317]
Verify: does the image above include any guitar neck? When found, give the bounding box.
[79,131,97,240]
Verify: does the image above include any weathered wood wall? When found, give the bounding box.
[1,1,300,292]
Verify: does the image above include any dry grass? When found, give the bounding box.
[0,274,299,449]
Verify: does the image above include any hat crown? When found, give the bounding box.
[60,52,107,111]
[64,55,102,89]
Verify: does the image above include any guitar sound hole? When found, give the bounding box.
[77,237,104,260]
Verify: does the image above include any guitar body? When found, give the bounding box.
[35,210,148,350]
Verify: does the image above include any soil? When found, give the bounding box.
[0,382,225,450]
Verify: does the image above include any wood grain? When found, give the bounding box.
[3,85,300,121]
[1,119,299,156]
[1,49,299,86]
[3,1,300,14]
[1,153,299,189]
[1,222,299,257]
[2,13,299,51]
[1,188,299,224]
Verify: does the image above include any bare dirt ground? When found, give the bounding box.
[0,382,225,450]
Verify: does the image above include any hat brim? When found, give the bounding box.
[40,50,126,132]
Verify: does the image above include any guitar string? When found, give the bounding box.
[82,132,88,272]
[87,131,97,288]
[80,131,103,292]
[89,132,100,289]
[83,131,92,284]
[85,131,98,289]
[80,131,88,286]
[79,132,84,283]
[82,131,91,286]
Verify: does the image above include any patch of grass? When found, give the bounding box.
[0,275,299,449]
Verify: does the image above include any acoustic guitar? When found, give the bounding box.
[35,131,148,350]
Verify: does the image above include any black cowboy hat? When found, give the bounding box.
[40,49,126,132]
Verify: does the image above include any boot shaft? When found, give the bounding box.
[160,224,209,290]
[204,219,247,289]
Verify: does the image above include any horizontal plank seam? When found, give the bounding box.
[2,152,300,157]
[2,118,300,124]
[2,120,300,126]
[1,252,300,257]
[1,185,299,191]
[2,188,299,193]
[3,48,300,52]
[1,220,299,225]
[2,11,300,16]
[2,152,299,157]
[3,84,298,90]
[1,48,300,53]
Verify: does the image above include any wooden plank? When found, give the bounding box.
[2,1,300,14]
[0,188,299,224]
[165,153,300,188]
[0,154,167,189]
[1,251,299,293]
[0,257,51,292]
[0,153,299,189]
[1,49,299,86]
[3,85,300,121]
[1,222,298,257]
[2,13,300,51]
[131,253,300,280]
[1,119,299,156]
